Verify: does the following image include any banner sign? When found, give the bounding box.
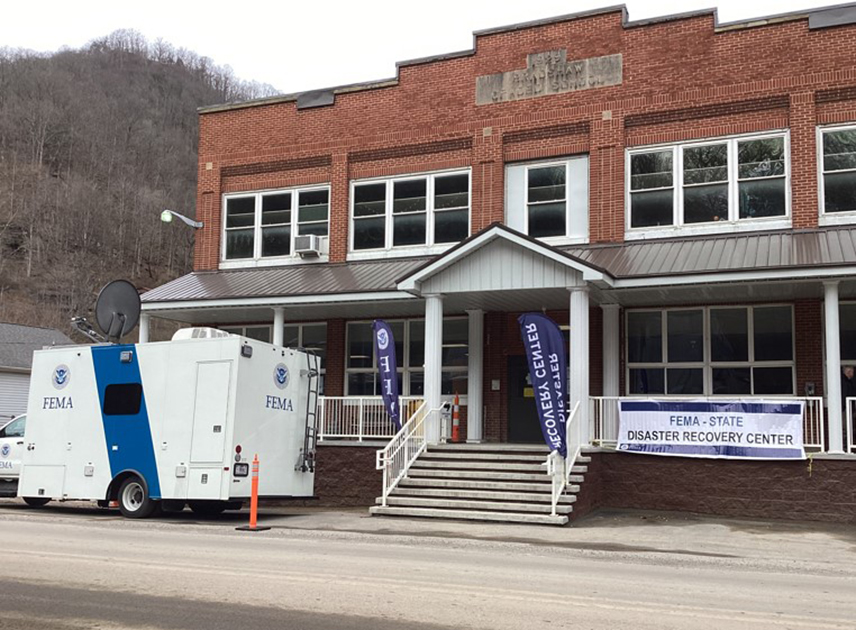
[618,400,805,460]
[518,313,567,458]
[373,320,401,431]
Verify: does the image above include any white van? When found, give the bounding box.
[18,331,320,518]
[0,415,26,498]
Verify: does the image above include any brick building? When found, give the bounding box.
[141,4,856,523]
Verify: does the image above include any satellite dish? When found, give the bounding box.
[95,280,141,342]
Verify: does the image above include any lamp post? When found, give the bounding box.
[161,209,203,229]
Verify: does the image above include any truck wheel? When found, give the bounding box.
[188,500,227,517]
[117,477,157,519]
[22,497,50,507]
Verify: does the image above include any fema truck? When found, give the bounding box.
[18,328,320,518]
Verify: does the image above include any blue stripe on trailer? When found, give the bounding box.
[91,345,161,498]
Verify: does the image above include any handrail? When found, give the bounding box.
[547,400,581,518]
[375,401,445,507]
[847,397,856,453]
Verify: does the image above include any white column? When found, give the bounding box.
[272,307,285,347]
[138,313,150,344]
[824,281,844,453]
[601,304,620,397]
[424,294,444,443]
[466,309,484,443]
[569,286,590,445]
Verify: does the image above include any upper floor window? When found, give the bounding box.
[350,170,470,253]
[223,186,329,261]
[505,156,588,242]
[820,126,856,218]
[627,132,788,234]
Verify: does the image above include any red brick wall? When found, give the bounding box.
[193,10,856,270]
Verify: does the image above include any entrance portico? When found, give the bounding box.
[396,224,612,444]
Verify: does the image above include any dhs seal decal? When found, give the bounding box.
[52,365,70,390]
[273,363,289,390]
[376,328,389,350]
[266,363,294,412]
[0,444,10,458]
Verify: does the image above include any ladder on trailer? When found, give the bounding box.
[296,351,321,472]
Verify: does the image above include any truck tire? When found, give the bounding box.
[22,497,50,507]
[117,476,157,519]
[188,500,227,517]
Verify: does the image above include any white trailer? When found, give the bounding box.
[18,330,320,518]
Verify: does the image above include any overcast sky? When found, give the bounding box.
[0,0,840,94]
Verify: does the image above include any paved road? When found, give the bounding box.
[0,501,854,630]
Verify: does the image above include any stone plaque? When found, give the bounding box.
[475,50,622,106]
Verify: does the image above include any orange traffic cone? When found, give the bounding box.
[236,454,270,532]
[451,393,460,443]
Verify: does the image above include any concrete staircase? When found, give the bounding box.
[369,444,589,526]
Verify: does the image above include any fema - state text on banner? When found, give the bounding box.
[475,51,622,106]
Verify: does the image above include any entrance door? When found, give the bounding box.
[507,356,543,443]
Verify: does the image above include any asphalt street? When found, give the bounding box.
[0,500,854,630]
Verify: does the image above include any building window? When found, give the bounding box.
[350,170,470,252]
[820,126,856,216]
[345,318,468,396]
[505,156,588,242]
[283,322,327,394]
[626,305,794,396]
[627,132,788,232]
[223,186,329,260]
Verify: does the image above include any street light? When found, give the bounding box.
[161,209,203,229]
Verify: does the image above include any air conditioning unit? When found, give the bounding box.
[294,234,322,257]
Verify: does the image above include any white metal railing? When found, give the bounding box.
[376,401,445,506]
[317,396,423,441]
[847,397,856,454]
[547,400,581,517]
[589,396,826,451]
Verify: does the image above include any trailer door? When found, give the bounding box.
[190,362,231,463]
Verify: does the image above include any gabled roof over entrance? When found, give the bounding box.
[396,224,612,296]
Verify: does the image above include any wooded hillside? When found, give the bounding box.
[0,30,274,337]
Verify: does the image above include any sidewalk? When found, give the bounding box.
[252,504,856,566]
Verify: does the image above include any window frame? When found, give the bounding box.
[625,130,791,239]
[504,155,589,244]
[818,124,856,225]
[625,305,796,397]
[345,317,469,399]
[221,184,331,266]
[348,168,471,258]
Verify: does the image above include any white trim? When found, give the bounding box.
[625,130,791,238]
[397,225,607,293]
[142,291,416,312]
[612,264,856,289]
[817,123,856,226]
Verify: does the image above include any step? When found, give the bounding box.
[408,469,552,482]
[413,460,547,472]
[429,444,549,453]
[369,505,569,526]
[421,451,549,462]
[408,469,585,482]
[387,487,579,503]
[398,478,569,493]
[381,496,573,514]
